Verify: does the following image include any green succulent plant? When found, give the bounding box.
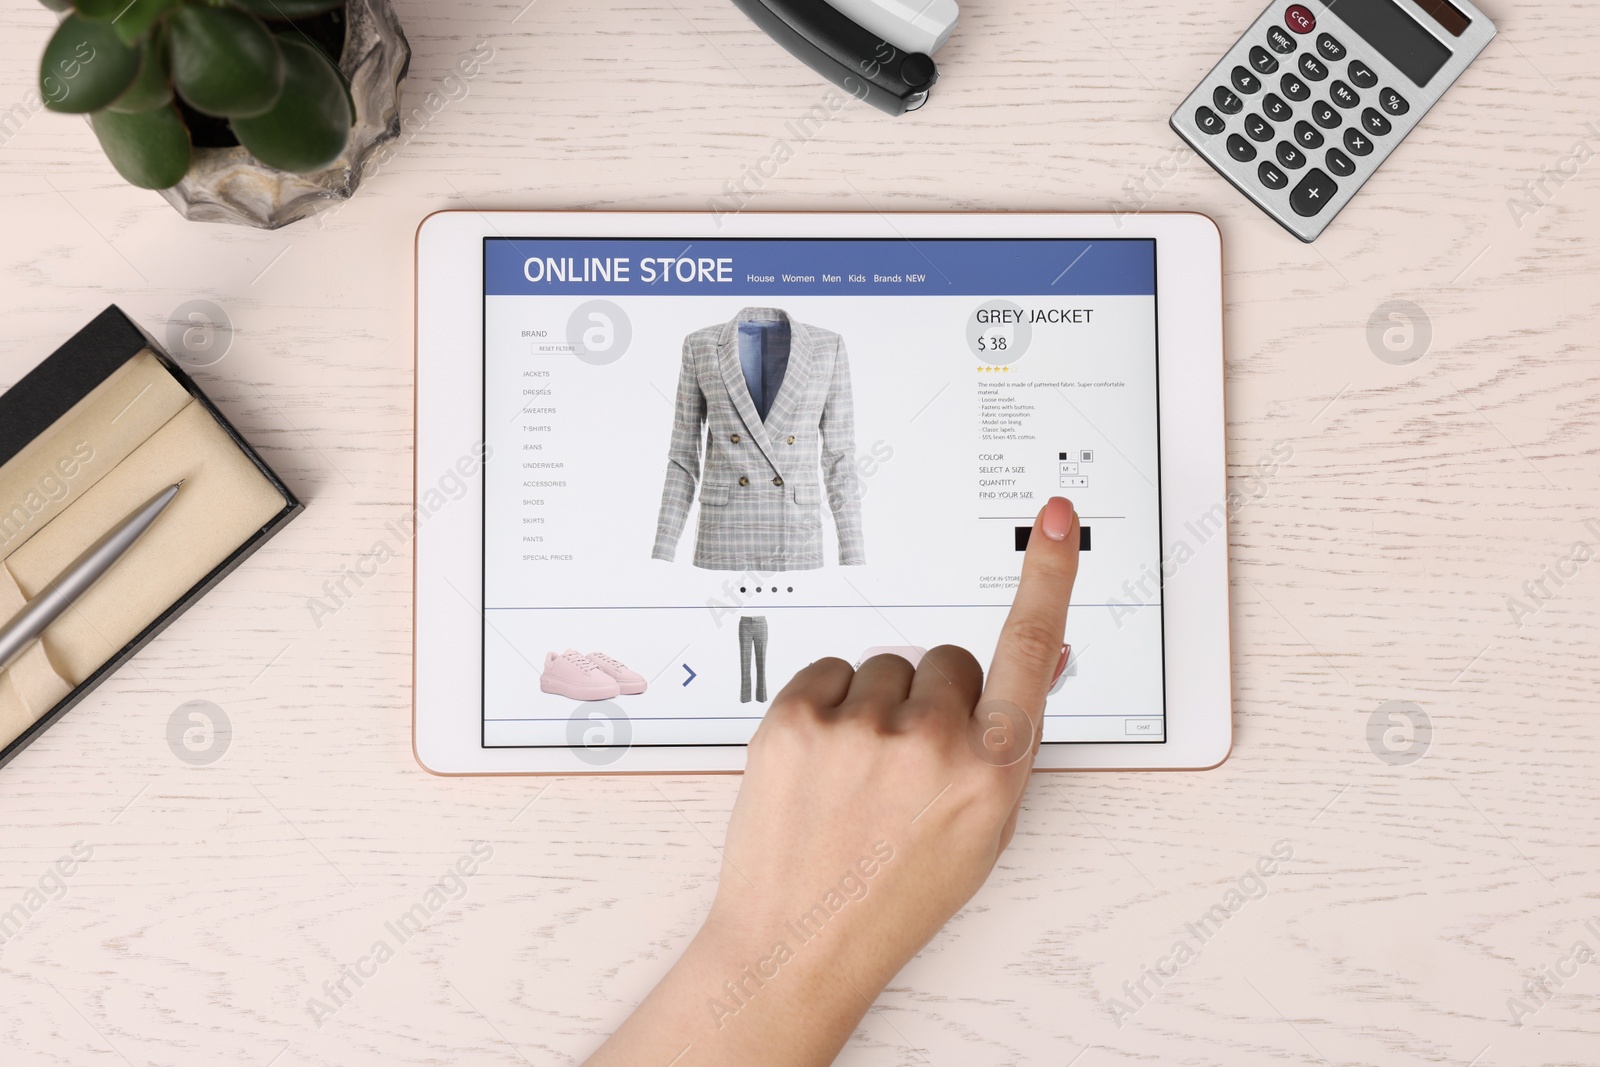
[36,0,354,190]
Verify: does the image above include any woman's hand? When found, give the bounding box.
[585,496,1081,1067]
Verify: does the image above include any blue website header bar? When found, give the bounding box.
[484,238,1155,297]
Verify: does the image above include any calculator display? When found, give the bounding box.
[1327,0,1454,86]
[1410,0,1471,37]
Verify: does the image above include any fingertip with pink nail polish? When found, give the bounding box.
[1042,497,1076,541]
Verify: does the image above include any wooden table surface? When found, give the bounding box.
[2,1,1598,1064]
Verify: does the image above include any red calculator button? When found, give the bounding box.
[1285,4,1315,32]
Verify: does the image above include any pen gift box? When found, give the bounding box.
[0,305,303,769]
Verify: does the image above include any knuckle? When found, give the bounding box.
[751,704,815,756]
[884,695,955,734]
[1000,617,1063,671]
[914,645,984,698]
[922,644,982,678]
[770,692,825,723]
[860,651,914,672]
[831,695,879,723]
[1024,538,1079,577]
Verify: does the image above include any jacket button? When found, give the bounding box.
[787,435,795,444]
[738,476,749,487]
[772,476,784,486]
[731,433,740,443]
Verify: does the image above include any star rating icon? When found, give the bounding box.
[976,365,1011,373]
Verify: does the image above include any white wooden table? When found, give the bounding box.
[3,1,1598,1064]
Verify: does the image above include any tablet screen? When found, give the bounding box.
[480,237,1166,747]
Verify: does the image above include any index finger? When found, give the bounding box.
[981,497,1081,737]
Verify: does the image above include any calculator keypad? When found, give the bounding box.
[1171,0,1493,240]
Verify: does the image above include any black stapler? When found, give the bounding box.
[729,0,939,116]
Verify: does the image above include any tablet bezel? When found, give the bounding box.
[415,211,1230,774]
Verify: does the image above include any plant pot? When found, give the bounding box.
[158,0,410,229]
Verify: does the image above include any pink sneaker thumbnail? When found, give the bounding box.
[585,651,647,695]
[540,649,621,701]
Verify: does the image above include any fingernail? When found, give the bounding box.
[1042,497,1075,541]
[1051,644,1071,684]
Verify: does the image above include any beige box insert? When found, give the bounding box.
[0,350,290,750]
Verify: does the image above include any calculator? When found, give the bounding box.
[1171,0,1495,242]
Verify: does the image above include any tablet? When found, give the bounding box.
[414,212,1230,774]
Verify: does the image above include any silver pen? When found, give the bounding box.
[0,482,183,673]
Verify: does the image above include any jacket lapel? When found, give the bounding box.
[716,311,780,472]
[762,318,814,436]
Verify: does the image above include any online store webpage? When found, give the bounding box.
[481,237,1165,746]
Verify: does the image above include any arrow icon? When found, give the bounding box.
[681,664,697,687]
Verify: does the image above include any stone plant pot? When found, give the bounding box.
[159,0,410,229]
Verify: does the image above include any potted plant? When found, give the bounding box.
[35,0,409,228]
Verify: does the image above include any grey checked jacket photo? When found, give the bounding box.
[652,307,866,571]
